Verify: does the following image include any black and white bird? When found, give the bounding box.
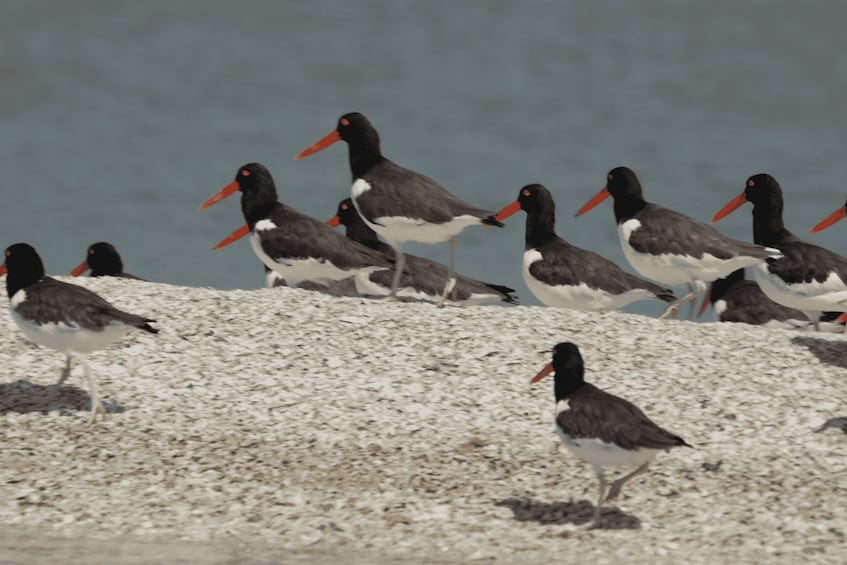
[810,197,847,234]
[328,198,518,305]
[698,269,809,327]
[296,112,503,306]
[70,242,144,280]
[198,162,392,287]
[712,174,847,330]
[575,166,782,319]
[531,342,690,523]
[1,243,158,423]
[494,184,675,311]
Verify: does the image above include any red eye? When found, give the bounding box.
[340,118,350,126]
[89,249,94,255]
[341,203,348,210]
[242,170,251,177]
[747,179,755,187]
[522,189,530,196]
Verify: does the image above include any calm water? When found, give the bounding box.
[2,1,846,318]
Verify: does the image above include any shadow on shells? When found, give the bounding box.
[791,336,847,370]
[0,380,125,416]
[495,497,640,530]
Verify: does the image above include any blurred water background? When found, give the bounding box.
[2,0,846,318]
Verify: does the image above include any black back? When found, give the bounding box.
[744,174,847,285]
[517,184,674,300]
[606,167,775,260]
[333,112,502,227]
[232,163,393,270]
[4,243,157,333]
[334,198,518,303]
[709,269,806,324]
[548,342,690,451]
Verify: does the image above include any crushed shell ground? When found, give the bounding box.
[0,277,845,563]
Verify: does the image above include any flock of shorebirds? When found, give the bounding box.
[2,111,846,524]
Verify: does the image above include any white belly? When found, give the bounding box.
[752,264,847,312]
[250,232,370,285]
[618,219,766,285]
[350,193,480,246]
[522,249,655,311]
[556,426,659,467]
[10,306,134,354]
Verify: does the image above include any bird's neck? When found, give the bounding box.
[751,206,793,246]
[348,145,384,178]
[613,194,648,223]
[525,210,558,249]
[241,192,279,229]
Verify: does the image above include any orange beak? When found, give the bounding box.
[326,215,341,227]
[0,263,6,277]
[697,283,713,318]
[494,200,521,222]
[575,187,610,217]
[711,192,748,223]
[294,130,341,160]
[70,260,90,277]
[836,312,847,325]
[530,362,554,383]
[809,205,847,234]
[212,224,251,250]
[197,180,239,211]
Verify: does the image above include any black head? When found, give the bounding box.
[517,184,555,216]
[709,268,745,304]
[3,243,46,298]
[532,342,587,402]
[334,198,360,228]
[86,242,123,276]
[550,342,584,375]
[743,173,784,212]
[336,112,379,146]
[234,163,275,194]
[605,167,644,200]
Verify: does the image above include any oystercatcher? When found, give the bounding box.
[328,198,517,305]
[810,197,847,234]
[1,243,158,424]
[697,268,810,326]
[198,163,392,287]
[575,166,781,319]
[712,174,847,330]
[70,242,144,280]
[295,112,503,306]
[532,342,690,523]
[494,183,675,311]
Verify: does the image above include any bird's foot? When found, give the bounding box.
[87,403,107,426]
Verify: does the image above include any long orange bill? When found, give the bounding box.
[809,206,847,234]
[530,363,554,383]
[494,200,521,222]
[294,130,341,160]
[711,192,747,223]
[575,187,610,217]
[326,215,341,227]
[0,264,6,277]
[197,181,238,211]
[70,261,89,277]
[213,224,250,250]
[836,312,847,324]
[697,284,713,318]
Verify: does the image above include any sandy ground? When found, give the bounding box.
[0,277,845,564]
